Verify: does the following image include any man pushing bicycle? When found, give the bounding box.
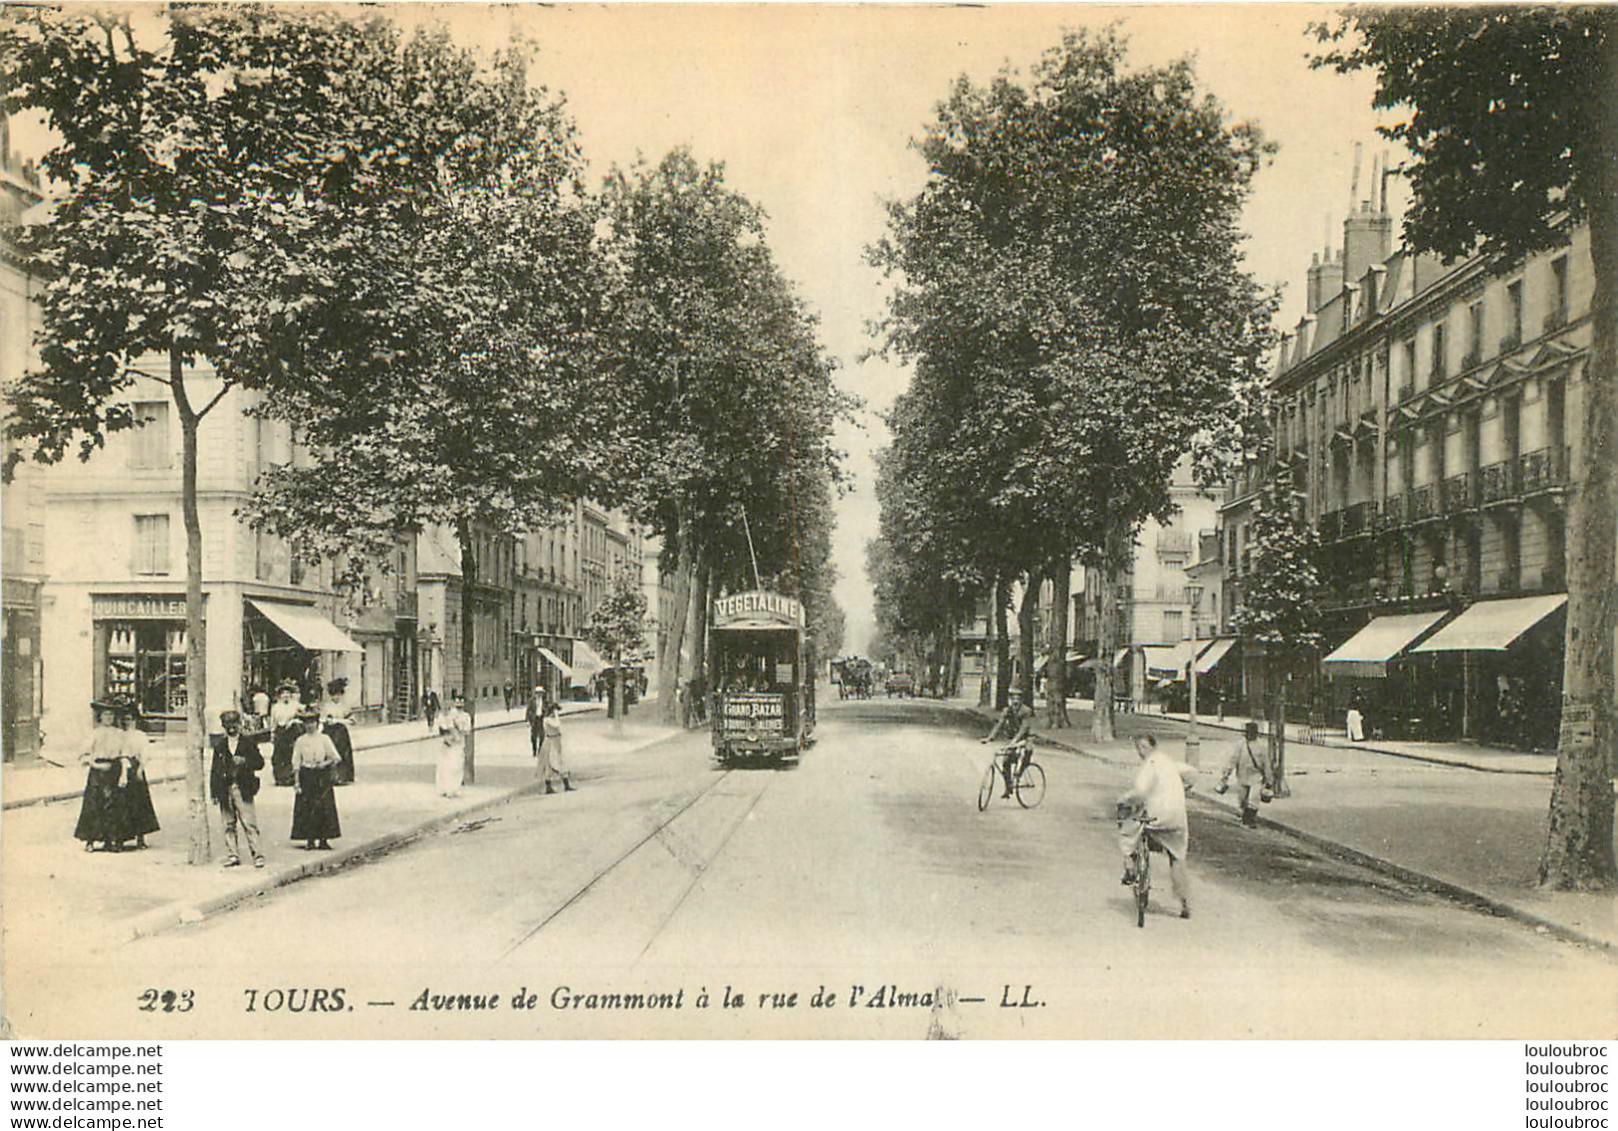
[1117,733,1198,920]
[981,688,1035,799]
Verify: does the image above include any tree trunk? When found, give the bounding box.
[1542,30,1618,888]
[978,580,995,708]
[689,559,711,725]
[658,534,694,726]
[170,352,211,865]
[993,574,1012,710]
[612,649,626,734]
[1047,556,1072,729]
[1092,526,1125,743]
[456,518,478,785]
[1017,566,1041,705]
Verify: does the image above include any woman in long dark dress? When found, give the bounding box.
[322,677,355,785]
[269,681,302,787]
[116,704,160,849]
[289,710,341,850]
[74,701,129,852]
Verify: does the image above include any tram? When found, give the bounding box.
[709,589,815,764]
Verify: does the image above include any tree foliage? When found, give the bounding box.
[600,150,853,684]
[869,29,1275,713]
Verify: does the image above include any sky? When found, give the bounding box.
[10,3,1407,654]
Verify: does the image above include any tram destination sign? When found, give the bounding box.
[711,590,805,629]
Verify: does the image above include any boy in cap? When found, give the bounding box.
[210,709,266,867]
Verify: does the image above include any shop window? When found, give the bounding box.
[103,621,188,717]
[133,514,171,575]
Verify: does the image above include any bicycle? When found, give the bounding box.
[976,740,1046,811]
[1117,802,1165,928]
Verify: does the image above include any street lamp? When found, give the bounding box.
[1185,582,1203,767]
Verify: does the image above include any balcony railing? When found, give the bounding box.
[1408,483,1437,521]
[1479,460,1520,505]
[1381,493,1405,528]
[1520,446,1568,494]
[1544,308,1569,334]
[1461,346,1482,371]
[1499,329,1523,354]
[1442,471,1476,513]
[1342,501,1375,536]
[395,590,418,620]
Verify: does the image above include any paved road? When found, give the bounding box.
[11,700,1613,1038]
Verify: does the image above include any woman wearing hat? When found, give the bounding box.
[116,702,160,849]
[289,708,341,850]
[268,680,302,787]
[322,677,355,785]
[74,700,132,852]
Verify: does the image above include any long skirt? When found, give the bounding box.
[327,723,355,785]
[290,767,341,842]
[73,765,127,845]
[121,771,161,838]
[543,734,567,782]
[436,741,465,798]
[272,726,298,787]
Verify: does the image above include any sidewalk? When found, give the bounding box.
[1,702,579,810]
[1133,699,1555,776]
[966,698,1617,952]
[1,705,680,948]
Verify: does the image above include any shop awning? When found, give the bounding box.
[1143,641,1198,681]
[1194,637,1237,675]
[1033,650,1087,672]
[1323,610,1450,677]
[535,646,573,680]
[1411,594,1567,654]
[246,599,362,653]
[569,641,606,683]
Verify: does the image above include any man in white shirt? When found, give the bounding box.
[1117,733,1198,919]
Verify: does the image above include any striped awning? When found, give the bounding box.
[246,599,362,653]
[1411,594,1566,653]
[1323,610,1449,677]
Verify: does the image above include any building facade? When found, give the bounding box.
[30,376,386,740]
[1,123,45,759]
[1219,195,1590,747]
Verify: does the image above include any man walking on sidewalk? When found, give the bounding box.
[1217,721,1269,828]
[210,710,266,868]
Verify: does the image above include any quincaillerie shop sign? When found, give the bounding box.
[91,594,203,620]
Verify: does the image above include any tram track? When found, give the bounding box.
[496,763,780,965]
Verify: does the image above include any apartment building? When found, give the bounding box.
[1,125,45,758]
[1217,192,1588,747]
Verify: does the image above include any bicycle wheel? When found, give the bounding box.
[1134,847,1151,928]
[1015,761,1046,809]
[976,763,998,811]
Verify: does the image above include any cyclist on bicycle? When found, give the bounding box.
[1117,733,1198,920]
[981,688,1035,798]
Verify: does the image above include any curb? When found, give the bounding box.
[124,779,550,941]
[950,701,1612,954]
[3,772,188,812]
[1199,794,1614,954]
[123,719,684,942]
[1160,712,1556,777]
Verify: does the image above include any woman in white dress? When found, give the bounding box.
[435,694,469,798]
[540,701,572,793]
